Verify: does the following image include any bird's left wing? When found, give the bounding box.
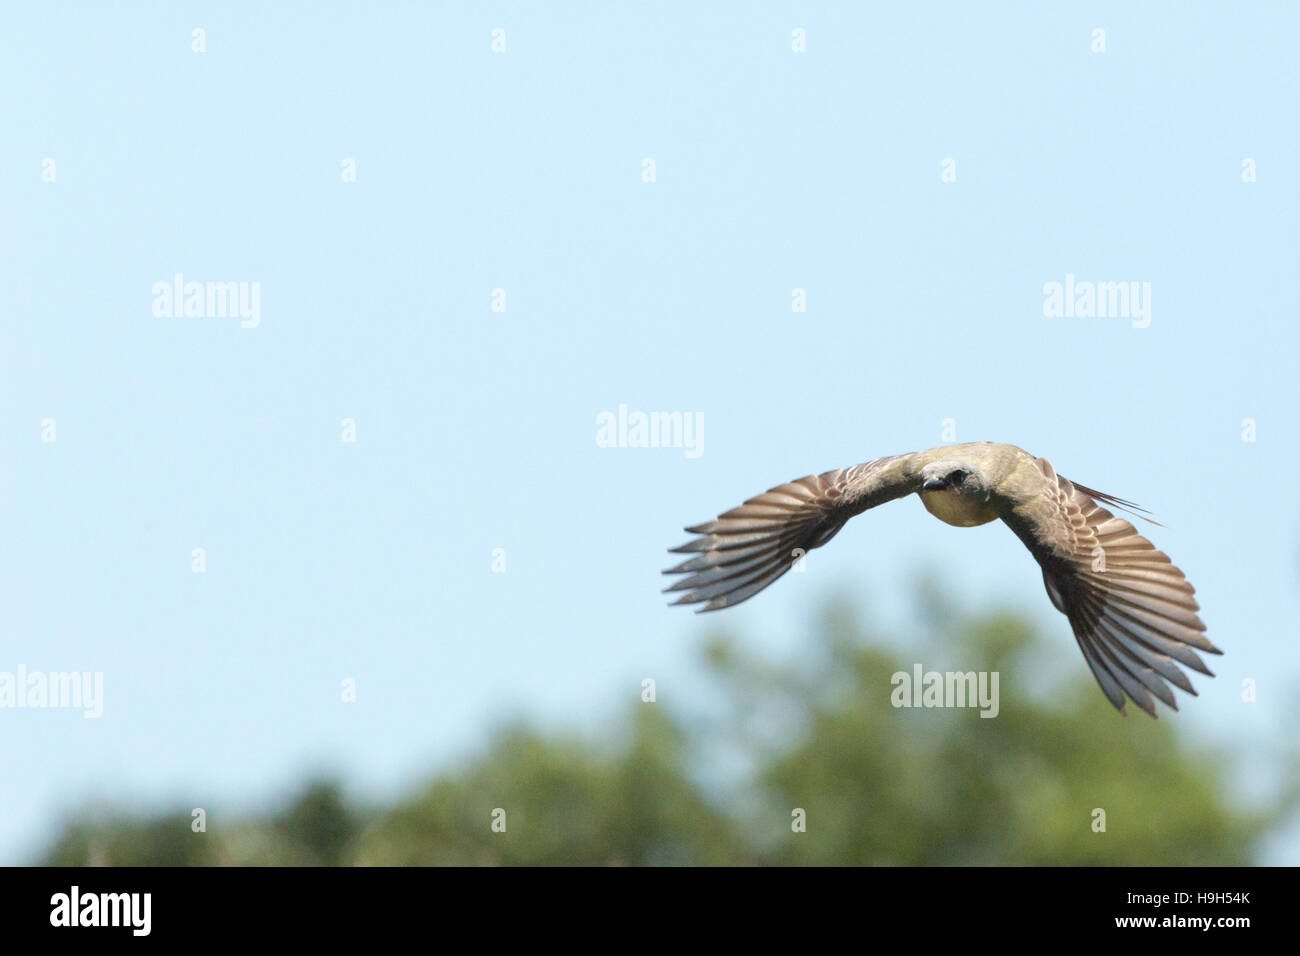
[999,456,1219,717]
[664,454,921,612]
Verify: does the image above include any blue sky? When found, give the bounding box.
[3,2,1298,863]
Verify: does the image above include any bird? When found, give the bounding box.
[663,441,1218,717]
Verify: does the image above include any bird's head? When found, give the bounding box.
[919,461,990,499]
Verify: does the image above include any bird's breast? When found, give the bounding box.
[919,490,1000,527]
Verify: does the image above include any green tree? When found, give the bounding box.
[39,597,1289,866]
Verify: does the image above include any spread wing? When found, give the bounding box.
[1001,457,1219,717]
[664,454,919,612]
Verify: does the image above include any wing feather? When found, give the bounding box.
[1002,456,1218,717]
[664,454,918,612]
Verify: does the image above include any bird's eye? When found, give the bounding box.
[949,470,967,484]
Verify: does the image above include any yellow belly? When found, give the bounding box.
[920,490,1000,527]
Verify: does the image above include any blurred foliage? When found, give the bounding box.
[41,598,1291,865]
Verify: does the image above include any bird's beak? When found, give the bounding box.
[922,477,948,491]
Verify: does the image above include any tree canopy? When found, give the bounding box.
[41,596,1286,866]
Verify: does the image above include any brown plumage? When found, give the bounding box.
[665,442,1218,717]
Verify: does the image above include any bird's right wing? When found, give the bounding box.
[664,453,921,612]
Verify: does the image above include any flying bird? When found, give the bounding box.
[664,442,1218,717]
